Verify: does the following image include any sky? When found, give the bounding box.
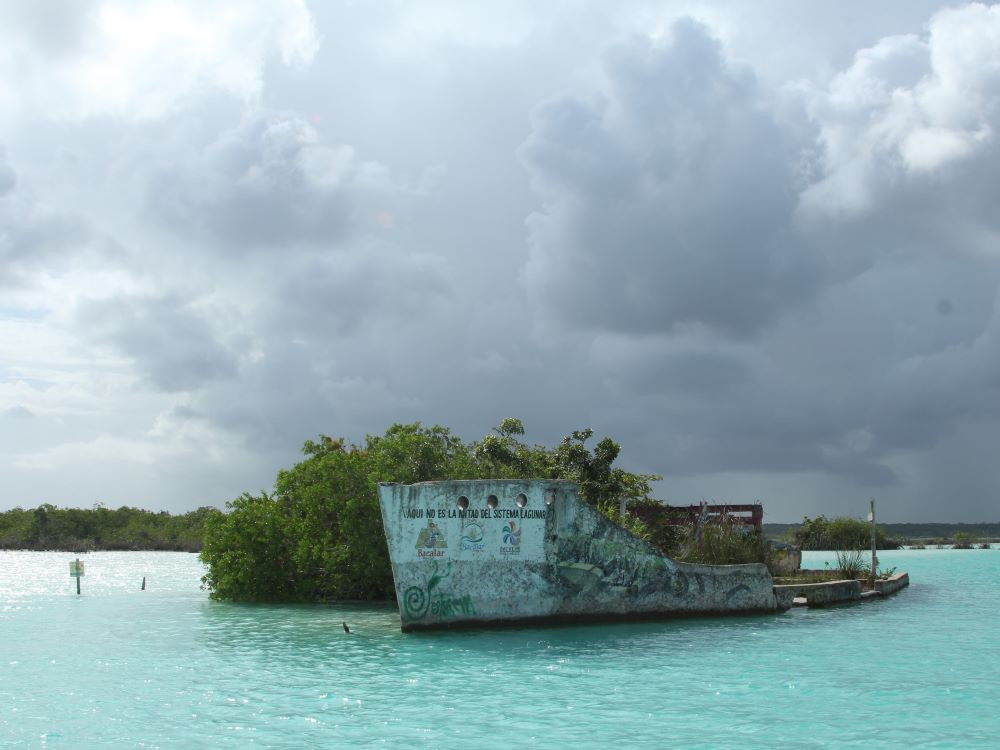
[2,1,1000,522]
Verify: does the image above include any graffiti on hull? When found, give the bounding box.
[402,560,478,621]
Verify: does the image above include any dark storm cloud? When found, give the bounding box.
[271,245,450,337]
[592,340,754,399]
[512,9,1000,512]
[519,20,822,337]
[184,240,458,452]
[148,114,376,251]
[158,6,1000,518]
[6,2,1000,522]
[595,257,1000,492]
[77,295,240,392]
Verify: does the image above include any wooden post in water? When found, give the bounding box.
[74,558,81,595]
[869,499,877,590]
[141,576,146,591]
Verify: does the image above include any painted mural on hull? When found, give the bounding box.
[377,479,784,631]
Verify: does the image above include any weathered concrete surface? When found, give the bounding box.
[774,587,799,610]
[772,579,862,607]
[378,480,786,631]
[775,571,910,608]
[874,571,909,596]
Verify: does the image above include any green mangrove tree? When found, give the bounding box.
[199,420,660,602]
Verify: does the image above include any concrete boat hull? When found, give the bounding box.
[378,479,787,631]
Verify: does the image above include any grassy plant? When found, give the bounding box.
[674,520,773,568]
[834,548,870,579]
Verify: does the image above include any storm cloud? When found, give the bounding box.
[2,1,1000,522]
[520,20,819,336]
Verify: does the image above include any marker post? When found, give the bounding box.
[70,558,85,594]
[868,499,877,589]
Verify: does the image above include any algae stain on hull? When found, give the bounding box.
[378,479,785,631]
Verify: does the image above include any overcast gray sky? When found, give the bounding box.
[2,1,999,522]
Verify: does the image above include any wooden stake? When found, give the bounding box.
[76,557,81,595]
[869,499,877,590]
[141,576,146,591]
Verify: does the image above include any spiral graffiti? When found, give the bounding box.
[403,585,429,619]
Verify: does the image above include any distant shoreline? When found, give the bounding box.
[1,544,202,553]
[0,505,219,554]
[764,521,1000,541]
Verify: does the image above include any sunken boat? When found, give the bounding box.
[378,479,791,631]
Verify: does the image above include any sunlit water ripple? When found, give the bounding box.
[2,549,998,748]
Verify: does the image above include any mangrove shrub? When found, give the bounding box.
[199,420,660,602]
[0,504,220,552]
[791,515,900,551]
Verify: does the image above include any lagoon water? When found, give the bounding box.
[2,549,998,749]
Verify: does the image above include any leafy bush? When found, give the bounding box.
[200,420,661,602]
[952,532,975,549]
[791,515,900,551]
[626,498,685,555]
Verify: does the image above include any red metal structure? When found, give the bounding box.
[628,503,763,530]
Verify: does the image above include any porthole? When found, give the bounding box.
[457,495,469,511]
[487,495,499,509]
[515,493,528,508]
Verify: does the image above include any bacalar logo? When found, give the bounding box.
[460,522,485,551]
[500,521,521,555]
[415,519,447,558]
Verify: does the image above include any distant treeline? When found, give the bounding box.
[0,504,222,552]
[764,521,1000,545]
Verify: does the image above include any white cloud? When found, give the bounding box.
[0,0,318,121]
[371,1,538,57]
[801,3,1000,216]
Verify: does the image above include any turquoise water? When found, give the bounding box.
[2,549,998,749]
